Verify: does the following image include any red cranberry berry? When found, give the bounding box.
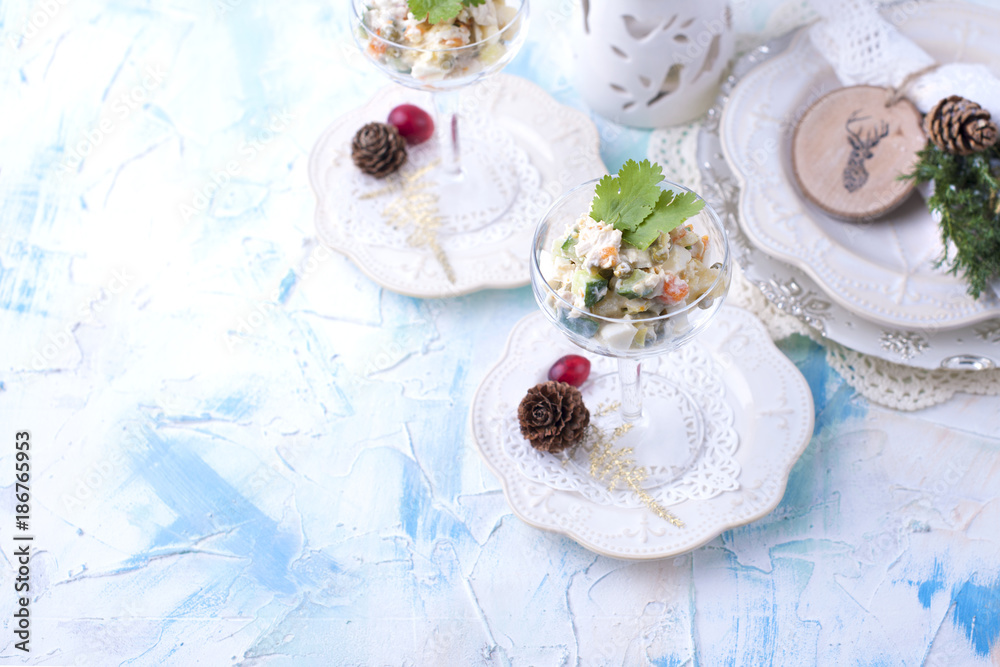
[387,104,434,145]
[548,355,590,387]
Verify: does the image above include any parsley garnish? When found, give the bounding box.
[590,159,706,250]
[623,189,704,250]
[408,0,486,25]
[590,159,663,231]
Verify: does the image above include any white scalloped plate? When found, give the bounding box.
[699,24,1000,371]
[470,306,815,560]
[308,75,606,298]
[721,4,1000,330]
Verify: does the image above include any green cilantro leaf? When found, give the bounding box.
[408,0,463,24]
[621,189,705,250]
[589,159,664,231]
[462,0,486,6]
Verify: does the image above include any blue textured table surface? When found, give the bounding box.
[1,0,999,665]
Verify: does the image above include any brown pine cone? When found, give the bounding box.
[351,122,407,178]
[925,95,999,156]
[518,381,590,453]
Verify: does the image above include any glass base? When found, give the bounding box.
[573,372,707,491]
[433,133,521,236]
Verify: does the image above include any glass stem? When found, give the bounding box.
[433,89,462,179]
[617,358,643,423]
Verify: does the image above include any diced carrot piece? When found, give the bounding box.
[692,235,708,261]
[656,273,690,305]
[368,29,387,56]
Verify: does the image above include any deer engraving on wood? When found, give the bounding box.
[843,110,890,193]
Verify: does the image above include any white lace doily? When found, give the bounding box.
[470,306,815,559]
[647,121,703,191]
[337,114,540,252]
[500,347,739,509]
[310,74,605,298]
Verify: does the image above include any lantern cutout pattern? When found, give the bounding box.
[573,0,734,128]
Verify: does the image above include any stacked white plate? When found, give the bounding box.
[702,2,1000,371]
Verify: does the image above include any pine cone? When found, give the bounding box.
[925,95,999,156]
[518,381,590,453]
[351,122,407,178]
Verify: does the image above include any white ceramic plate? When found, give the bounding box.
[720,3,1000,330]
[470,306,815,560]
[699,8,1000,371]
[308,74,606,298]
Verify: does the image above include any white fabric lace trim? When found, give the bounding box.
[809,0,934,89]
[809,0,1000,117]
[824,340,1000,410]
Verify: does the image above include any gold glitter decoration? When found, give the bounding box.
[358,160,455,283]
[586,423,684,528]
[593,401,621,418]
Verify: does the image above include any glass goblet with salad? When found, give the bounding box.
[531,159,732,433]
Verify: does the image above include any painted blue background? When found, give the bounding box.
[1,0,999,664]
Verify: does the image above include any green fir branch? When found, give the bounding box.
[903,143,1000,299]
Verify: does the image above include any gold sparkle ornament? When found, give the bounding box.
[358,159,456,282]
[586,423,684,528]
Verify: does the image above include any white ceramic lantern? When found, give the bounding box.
[572,0,735,128]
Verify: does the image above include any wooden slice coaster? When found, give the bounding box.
[791,85,927,221]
